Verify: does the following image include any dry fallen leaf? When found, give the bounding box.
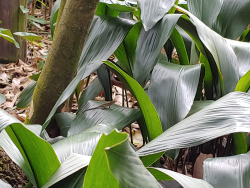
[193,153,213,179]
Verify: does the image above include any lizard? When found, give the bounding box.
[83,101,116,112]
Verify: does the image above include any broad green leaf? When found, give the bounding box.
[234,68,250,154]
[104,61,163,166]
[50,169,86,188]
[52,130,101,163]
[16,81,36,108]
[30,21,44,31]
[178,0,188,10]
[133,14,182,86]
[115,22,142,76]
[0,109,60,188]
[96,64,112,101]
[54,112,76,137]
[99,0,136,12]
[232,131,247,154]
[137,92,250,158]
[212,0,250,40]
[104,61,162,140]
[0,93,6,105]
[0,28,19,48]
[20,5,29,13]
[176,26,192,60]
[43,16,135,131]
[27,15,47,25]
[95,3,119,17]
[177,15,221,98]
[14,32,43,42]
[42,154,91,188]
[240,28,250,42]
[149,168,214,188]
[186,100,214,117]
[82,130,126,188]
[147,61,201,131]
[118,12,133,20]
[30,73,40,81]
[68,100,141,136]
[187,0,222,28]
[42,60,103,132]
[235,70,250,93]
[77,78,103,111]
[0,179,12,188]
[203,151,250,188]
[187,0,250,40]
[78,16,135,69]
[176,6,239,94]
[170,28,189,65]
[105,134,162,188]
[147,60,201,160]
[6,124,60,188]
[0,130,36,185]
[169,0,179,14]
[138,0,176,31]
[227,40,250,78]
[0,109,21,130]
[53,101,140,162]
[50,0,61,38]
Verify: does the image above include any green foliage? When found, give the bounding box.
[20,5,29,13]
[3,0,250,187]
[14,32,43,42]
[0,28,19,48]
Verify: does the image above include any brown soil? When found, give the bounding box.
[0,147,28,188]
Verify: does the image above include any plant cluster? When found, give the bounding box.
[1,0,250,187]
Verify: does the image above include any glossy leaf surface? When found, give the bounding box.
[137,92,250,157]
[147,60,201,131]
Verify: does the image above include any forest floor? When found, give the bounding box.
[0,7,52,188]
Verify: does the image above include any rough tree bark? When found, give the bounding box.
[27,0,99,131]
[0,0,27,63]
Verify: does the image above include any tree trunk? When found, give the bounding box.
[27,0,99,132]
[0,0,27,64]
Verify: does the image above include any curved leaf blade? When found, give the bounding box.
[14,32,43,42]
[83,130,127,188]
[42,154,91,188]
[176,6,239,94]
[43,16,135,131]
[133,14,182,86]
[104,61,162,141]
[149,168,214,188]
[203,151,250,188]
[0,180,12,188]
[147,60,201,131]
[50,0,61,38]
[0,131,36,185]
[77,78,103,111]
[137,92,250,157]
[187,0,222,28]
[27,15,47,24]
[138,0,176,31]
[0,109,60,188]
[0,29,19,48]
[212,0,250,40]
[105,134,162,188]
[68,100,141,136]
[16,81,36,108]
